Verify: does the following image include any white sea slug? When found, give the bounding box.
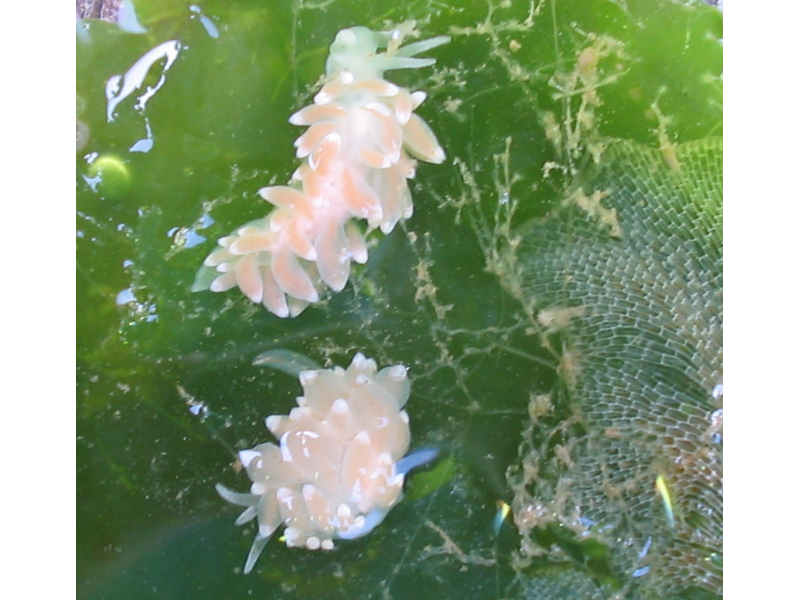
[194,24,449,317]
[216,352,438,574]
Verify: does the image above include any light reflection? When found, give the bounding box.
[117,0,147,34]
[165,213,214,257]
[492,500,510,534]
[197,213,215,228]
[638,536,652,559]
[129,118,154,153]
[82,174,102,192]
[189,5,220,39]
[577,516,596,529]
[116,287,159,323]
[183,230,207,248]
[105,40,182,123]
[655,475,675,529]
[76,19,90,44]
[116,288,136,305]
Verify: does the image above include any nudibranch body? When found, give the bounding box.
[195,24,449,317]
[216,353,436,574]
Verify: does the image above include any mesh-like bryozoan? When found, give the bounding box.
[216,353,436,574]
[194,25,449,317]
[507,139,722,598]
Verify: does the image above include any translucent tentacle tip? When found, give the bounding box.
[395,446,439,476]
[337,507,389,540]
[325,24,450,79]
[336,447,438,542]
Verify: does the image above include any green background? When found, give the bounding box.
[77,1,722,598]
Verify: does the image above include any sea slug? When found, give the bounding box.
[216,352,437,573]
[194,24,449,317]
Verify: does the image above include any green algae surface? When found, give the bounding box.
[77,1,722,598]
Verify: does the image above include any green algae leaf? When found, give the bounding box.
[404,455,459,502]
[77,1,721,599]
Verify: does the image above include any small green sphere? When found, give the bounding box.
[87,154,131,198]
